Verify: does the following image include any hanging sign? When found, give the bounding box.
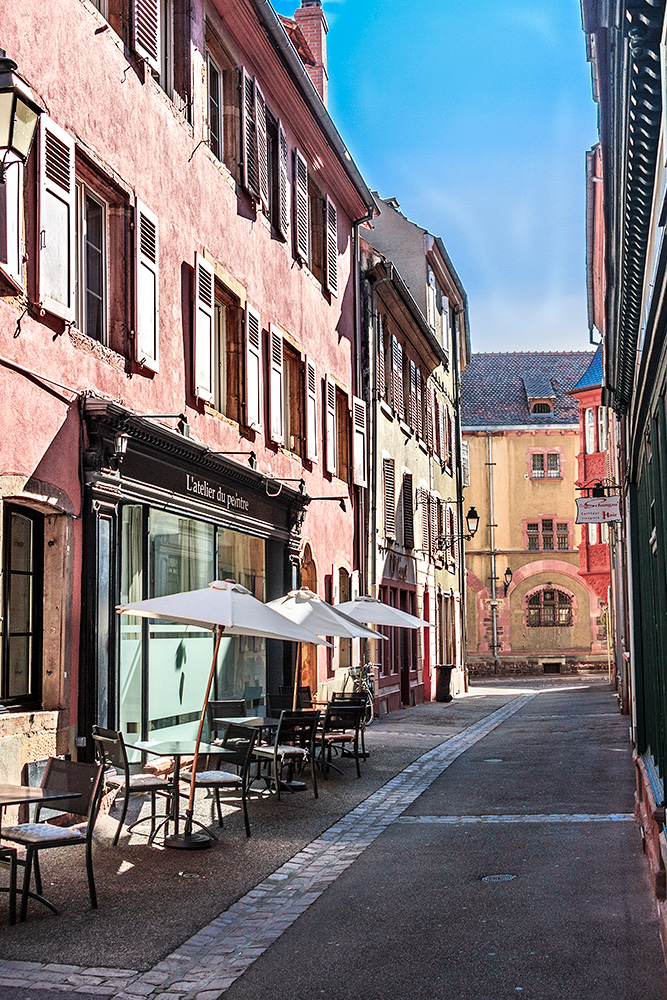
[575,495,622,524]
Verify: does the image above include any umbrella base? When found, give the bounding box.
[281,779,306,793]
[164,832,212,850]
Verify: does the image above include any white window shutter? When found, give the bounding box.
[294,148,309,262]
[277,120,289,240]
[133,0,161,75]
[134,199,159,372]
[305,355,318,463]
[269,324,284,444]
[245,303,262,429]
[0,157,23,290]
[352,395,367,487]
[193,252,214,402]
[391,336,404,416]
[255,81,269,210]
[416,368,423,438]
[426,384,433,451]
[439,402,446,463]
[325,195,338,296]
[377,315,386,399]
[461,439,470,487]
[325,374,337,475]
[37,116,75,321]
[420,488,429,551]
[241,68,259,200]
[383,459,396,539]
[409,360,417,429]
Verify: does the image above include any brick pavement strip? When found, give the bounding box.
[0,696,531,1000]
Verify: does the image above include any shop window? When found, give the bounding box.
[1,505,43,707]
[527,588,573,628]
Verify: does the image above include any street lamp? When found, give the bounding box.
[503,566,513,596]
[436,505,480,551]
[0,51,42,181]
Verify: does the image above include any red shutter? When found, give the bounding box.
[305,355,318,463]
[193,252,214,402]
[245,303,261,429]
[241,68,259,200]
[133,0,161,74]
[269,324,284,445]
[294,148,309,262]
[325,375,337,475]
[37,116,75,321]
[277,120,289,239]
[352,395,367,487]
[325,195,338,296]
[135,199,159,372]
[255,81,269,210]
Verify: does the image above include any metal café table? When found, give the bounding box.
[127,739,234,844]
[0,783,82,921]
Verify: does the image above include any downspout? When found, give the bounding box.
[452,310,467,689]
[368,264,394,599]
[487,433,499,671]
[353,211,376,598]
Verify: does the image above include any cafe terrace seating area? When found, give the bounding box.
[0,688,369,925]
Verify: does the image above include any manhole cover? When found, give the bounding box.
[481,874,517,883]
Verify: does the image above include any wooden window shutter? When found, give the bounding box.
[0,157,23,290]
[134,199,159,372]
[447,409,454,467]
[133,0,161,74]
[325,195,338,296]
[439,403,446,463]
[416,368,423,439]
[37,116,75,321]
[461,439,470,487]
[255,82,270,210]
[294,148,309,262]
[420,487,429,551]
[193,252,214,402]
[383,459,396,539]
[305,355,318,462]
[245,303,262,429]
[325,375,337,474]
[409,360,417,429]
[428,493,437,556]
[426,384,433,451]
[352,395,367,487]
[391,336,403,416]
[377,315,386,400]
[268,324,285,445]
[277,120,289,239]
[403,473,414,549]
[241,68,259,200]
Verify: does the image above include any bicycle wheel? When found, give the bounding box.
[363,685,374,726]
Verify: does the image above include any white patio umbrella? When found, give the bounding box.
[116,580,328,849]
[335,595,428,629]
[266,588,383,707]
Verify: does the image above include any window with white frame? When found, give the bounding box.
[0,156,24,290]
[76,184,107,343]
[207,52,223,161]
[598,406,608,451]
[585,408,596,453]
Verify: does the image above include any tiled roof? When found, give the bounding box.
[571,345,603,391]
[461,351,595,428]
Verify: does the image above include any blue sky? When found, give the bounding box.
[273,0,599,353]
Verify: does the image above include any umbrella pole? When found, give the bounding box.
[292,644,302,710]
[165,626,223,850]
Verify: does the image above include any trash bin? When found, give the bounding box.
[434,664,454,703]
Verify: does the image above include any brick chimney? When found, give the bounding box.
[294,0,328,107]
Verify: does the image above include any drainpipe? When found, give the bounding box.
[487,433,499,671]
[452,309,467,688]
[367,265,394,602]
[353,211,375,598]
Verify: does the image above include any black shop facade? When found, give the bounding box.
[79,397,307,754]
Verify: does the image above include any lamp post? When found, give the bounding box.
[503,566,513,597]
[436,505,480,551]
[0,51,42,181]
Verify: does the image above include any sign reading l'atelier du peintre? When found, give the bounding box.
[575,495,622,524]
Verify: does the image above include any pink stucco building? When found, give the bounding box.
[0,0,375,776]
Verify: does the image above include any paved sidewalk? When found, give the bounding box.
[0,678,664,999]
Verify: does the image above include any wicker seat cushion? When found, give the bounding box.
[179,770,242,787]
[2,823,85,845]
[254,744,308,760]
[106,773,170,790]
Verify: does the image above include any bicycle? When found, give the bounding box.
[342,663,377,726]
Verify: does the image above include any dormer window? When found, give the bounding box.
[523,376,556,415]
[531,401,552,414]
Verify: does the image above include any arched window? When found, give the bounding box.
[527,588,573,627]
[585,408,596,454]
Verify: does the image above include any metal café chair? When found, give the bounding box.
[0,847,18,925]
[92,726,172,845]
[180,723,258,837]
[318,703,365,778]
[253,710,321,800]
[331,690,369,757]
[1,758,103,921]
[206,699,247,740]
[279,685,313,708]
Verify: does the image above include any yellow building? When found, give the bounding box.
[461,352,608,676]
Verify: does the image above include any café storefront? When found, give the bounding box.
[79,397,307,755]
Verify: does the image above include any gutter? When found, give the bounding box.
[251,0,376,215]
[462,422,580,434]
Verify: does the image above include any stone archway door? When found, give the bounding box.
[300,545,318,696]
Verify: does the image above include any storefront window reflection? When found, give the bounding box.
[217,529,266,710]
